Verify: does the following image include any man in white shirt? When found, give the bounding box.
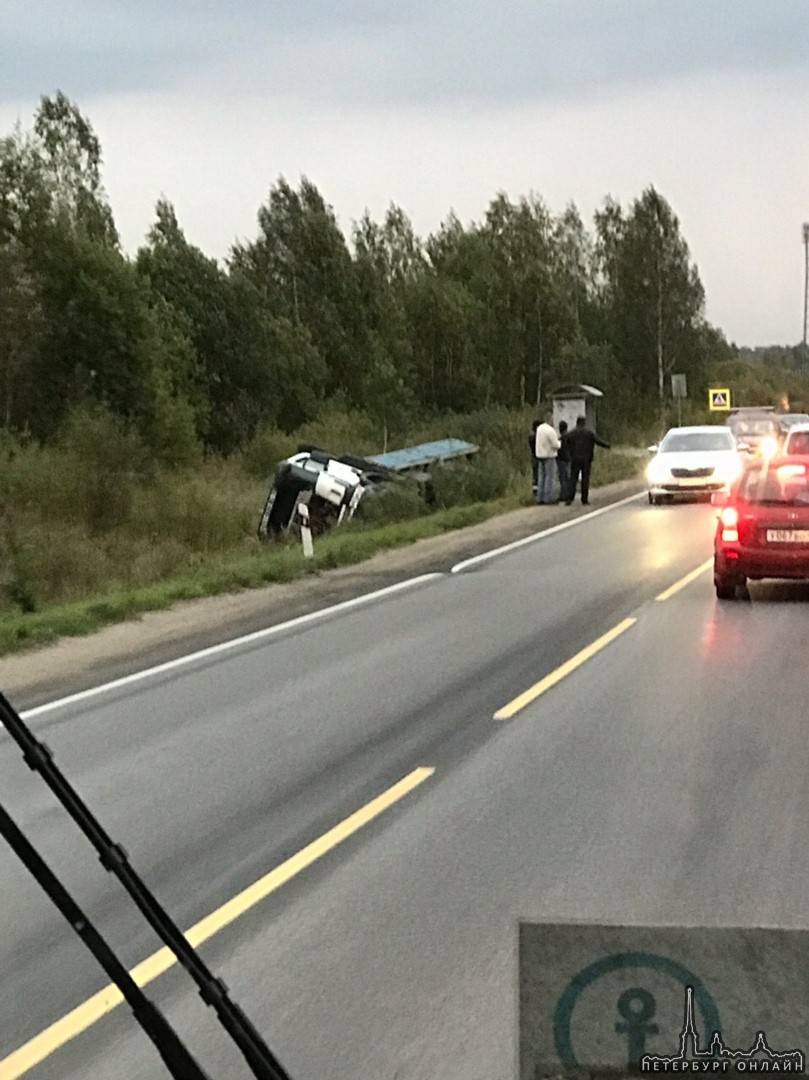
[534,412,561,505]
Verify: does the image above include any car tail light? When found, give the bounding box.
[720,506,739,542]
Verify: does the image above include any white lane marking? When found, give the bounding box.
[12,574,444,722]
[450,492,645,573]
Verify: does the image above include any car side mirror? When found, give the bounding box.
[647,444,659,454]
[711,491,729,507]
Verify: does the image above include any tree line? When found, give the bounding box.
[1,92,751,464]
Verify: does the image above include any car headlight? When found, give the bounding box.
[647,459,669,485]
[760,436,779,460]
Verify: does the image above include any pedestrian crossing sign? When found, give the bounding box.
[709,388,731,411]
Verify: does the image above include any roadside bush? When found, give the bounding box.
[2,439,73,520]
[406,406,535,472]
[0,405,148,536]
[590,451,643,487]
[0,511,39,612]
[293,407,382,457]
[429,447,512,508]
[355,480,427,524]
[131,460,257,554]
[56,403,149,534]
[241,426,298,480]
[451,408,535,472]
[0,518,122,612]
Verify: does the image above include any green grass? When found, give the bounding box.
[0,451,642,657]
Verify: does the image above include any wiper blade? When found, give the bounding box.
[0,691,293,1080]
[0,804,212,1080]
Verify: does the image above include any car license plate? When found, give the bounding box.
[680,477,706,486]
[766,529,809,543]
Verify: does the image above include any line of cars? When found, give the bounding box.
[644,410,809,600]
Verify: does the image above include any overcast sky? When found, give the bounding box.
[2,1,808,347]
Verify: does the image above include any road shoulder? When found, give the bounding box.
[3,479,644,709]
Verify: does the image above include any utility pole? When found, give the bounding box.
[656,253,665,432]
[803,223,809,372]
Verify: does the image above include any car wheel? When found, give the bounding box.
[715,580,736,600]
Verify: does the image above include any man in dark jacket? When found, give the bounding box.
[564,415,610,506]
[528,419,540,496]
[555,420,571,503]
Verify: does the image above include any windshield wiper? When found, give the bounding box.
[0,691,293,1080]
[0,803,212,1079]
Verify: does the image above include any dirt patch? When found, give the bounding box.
[2,479,644,709]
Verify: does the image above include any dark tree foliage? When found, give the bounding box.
[0,94,784,463]
[595,187,707,411]
[137,198,324,451]
[230,177,366,407]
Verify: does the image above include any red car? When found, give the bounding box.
[713,456,809,599]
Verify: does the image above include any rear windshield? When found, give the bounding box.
[786,432,809,455]
[728,418,778,436]
[739,465,809,505]
[660,431,734,452]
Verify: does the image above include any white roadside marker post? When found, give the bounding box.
[298,502,314,558]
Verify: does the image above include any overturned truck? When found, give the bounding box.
[257,449,389,539]
[258,439,479,541]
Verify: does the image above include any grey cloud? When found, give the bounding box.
[254,0,809,108]
[0,0,427,100]
[2,0,807,106]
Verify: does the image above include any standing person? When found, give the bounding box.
[528,419,540,497]
[564,415,610,506]
[555,420,571,503]
[534,412,561,505]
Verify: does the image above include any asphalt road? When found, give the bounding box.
[3,494,809,1080]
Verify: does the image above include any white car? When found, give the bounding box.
[646,426,743,505]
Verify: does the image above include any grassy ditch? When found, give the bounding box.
[0,408,642,656]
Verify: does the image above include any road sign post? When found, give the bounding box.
[671,374,687,426]
[519,921,809,1078]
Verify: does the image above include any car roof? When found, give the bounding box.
[662,425,732,434]
[784,423,809,434]
[725,411,778,421]
[726,413,778,423]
